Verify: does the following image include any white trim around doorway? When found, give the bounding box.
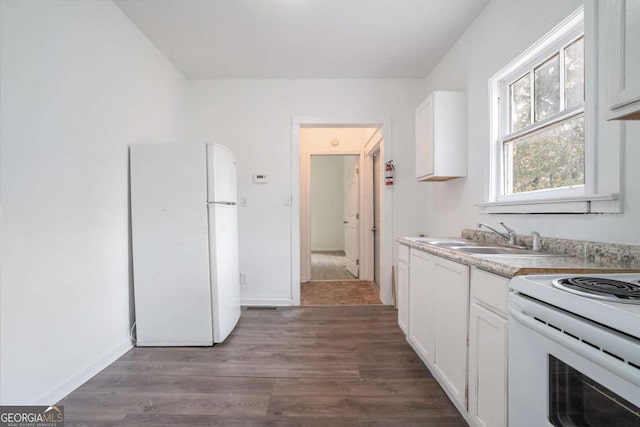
[291,117,393,306]
[363,133,384,287]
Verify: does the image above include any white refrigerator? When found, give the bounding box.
[130,143,241,345]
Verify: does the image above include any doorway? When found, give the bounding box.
[310,155,359,281]
[296,124,387,306]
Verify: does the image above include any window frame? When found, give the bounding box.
[497,28,586,202]
[484,5,613,213]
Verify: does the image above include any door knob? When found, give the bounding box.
[371,226,377,231]
[343,221,348,224]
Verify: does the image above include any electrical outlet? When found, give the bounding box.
[239,272,248,285]
[241,196,248,207]
[284,195,292,206]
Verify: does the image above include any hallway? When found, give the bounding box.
[305,252,381,306]
[311,251,357,281]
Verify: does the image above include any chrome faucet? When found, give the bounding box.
[531,231,542,252]
[477,222,518,246]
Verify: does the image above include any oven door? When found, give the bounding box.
[508,293,640,427]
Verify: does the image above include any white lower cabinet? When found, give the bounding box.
[397,244,410,334]
[408,249,469,409]
[432,256,469,408]
[397,259,409,334]
[408,250,436,362]
[468,268,509,427]
[469,303,507,427]
[403,248,509,427]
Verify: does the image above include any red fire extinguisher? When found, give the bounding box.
[385,160,395,186]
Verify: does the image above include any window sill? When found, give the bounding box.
[477,194,621,214]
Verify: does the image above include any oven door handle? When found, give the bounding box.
[508,303,640,388]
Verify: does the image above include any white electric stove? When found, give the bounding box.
[508,273,640,426]
[510,273,640,338]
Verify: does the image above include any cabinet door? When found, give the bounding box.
[408,250,436,363]
[415,92,466,180]
[432,257,469,408]
[469,302,507,427]
[607,0,640,119]
[470,268,509,316]
[415,95,435,179]
[397,261,409,334]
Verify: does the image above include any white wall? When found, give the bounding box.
[0,0,187,404]
[310,156,346,251]
[421,0,640,245]
[187,79,426,304]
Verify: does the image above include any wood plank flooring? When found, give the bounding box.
[301,281,382,305]
[311,251,357,280]
[59,306,466,426]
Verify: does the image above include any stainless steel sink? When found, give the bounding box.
[409,237,568,257]
[450,246,566,257]
[413,238,480,247]
[452,246,532,254]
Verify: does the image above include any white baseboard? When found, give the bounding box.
[241,298,293,307]
[311,248,345,253]
[34,340,133,405]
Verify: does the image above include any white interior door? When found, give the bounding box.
[344,156,359,277]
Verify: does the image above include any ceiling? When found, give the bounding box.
[114,0,489,79]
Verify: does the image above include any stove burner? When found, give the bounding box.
[552,277,640,304]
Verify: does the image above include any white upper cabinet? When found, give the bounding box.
[606,0,640,120]
[415,91,467,181]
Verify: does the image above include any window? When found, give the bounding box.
[482,4,622,214]
[503,34,585,198]
[489,8,590,206]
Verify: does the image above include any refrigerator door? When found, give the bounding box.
[207,144,238,203]
[130,143,213,346]
[208,203,241,343]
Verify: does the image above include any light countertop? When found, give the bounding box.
[397,236,640,278]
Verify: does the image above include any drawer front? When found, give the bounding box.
[399,244,410,263]
[470,268,508,316]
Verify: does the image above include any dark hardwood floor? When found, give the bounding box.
[59,306,466,426]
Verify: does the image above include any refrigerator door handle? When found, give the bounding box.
[208,202,237,206]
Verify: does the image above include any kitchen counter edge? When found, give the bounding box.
[396,237,640,278]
